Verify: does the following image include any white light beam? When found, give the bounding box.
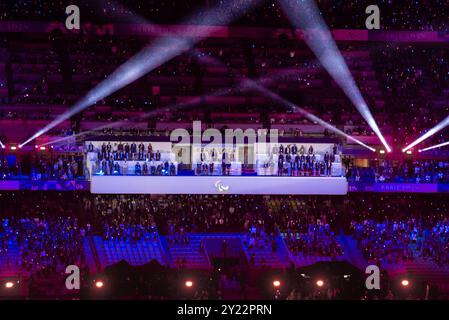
[19,0,263,147]
[279,0,391,152]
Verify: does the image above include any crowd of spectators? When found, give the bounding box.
[2,24,449,151]
[351,218,417,266]
[373,44,449,147]
[341,193,449,269]
[348,159,449,183]
[2,216,84,274]
[1,192,449,299]
[268,196,343,259]
[1,1,449,31]
[0,154,84,180]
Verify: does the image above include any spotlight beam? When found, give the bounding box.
[0,140,4,148]
[43,67,305,146]
[19,0,263,147]
[279,0,391,152]
[188,48,376,152]
[403,115,449,152]
[245,80,376,152]
[418,140,449,153]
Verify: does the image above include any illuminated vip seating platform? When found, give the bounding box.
[91,175,348,195]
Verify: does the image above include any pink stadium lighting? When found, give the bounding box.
[403,115,449,152]
[18,0,262,147]
[5,282,14,289]
[279,0,392,153]
[273,280,281,288]
[185,280,194,288]
[316,280,324,287]
[401,279,409,287]
[95,281,104,288]
[245,80,377,152]
[41,68,301,147]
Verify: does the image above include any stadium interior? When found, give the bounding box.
[0,0,449,301]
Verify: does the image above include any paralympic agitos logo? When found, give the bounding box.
[214,180,230,193]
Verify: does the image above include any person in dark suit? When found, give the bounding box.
[130,142,137,160]
[308,145,314,155]
[124,143,130,159]
[138,143,145,160]
[278,154,284,176]
[200,150,205,162]
[209,161,214,175]
[294,154,300,172]
[324,151,330,163]
[291,144,298,155]
[150,161,156,175]
[221,161,226,176]
[113,162,120,175]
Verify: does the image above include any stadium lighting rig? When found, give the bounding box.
[18,0,263,148]
[403,115,449,152]
[418,141,449,153]
[279,0,392,152]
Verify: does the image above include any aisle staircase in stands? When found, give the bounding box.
[91,236,166,269]
[163,234,211,269]
[242,235,291,268]
[404,258,449,293]
[337,234,408,276]
[337,234,368,270]
[0,238,23,277]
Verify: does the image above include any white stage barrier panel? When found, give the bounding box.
[91,176,348,195]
